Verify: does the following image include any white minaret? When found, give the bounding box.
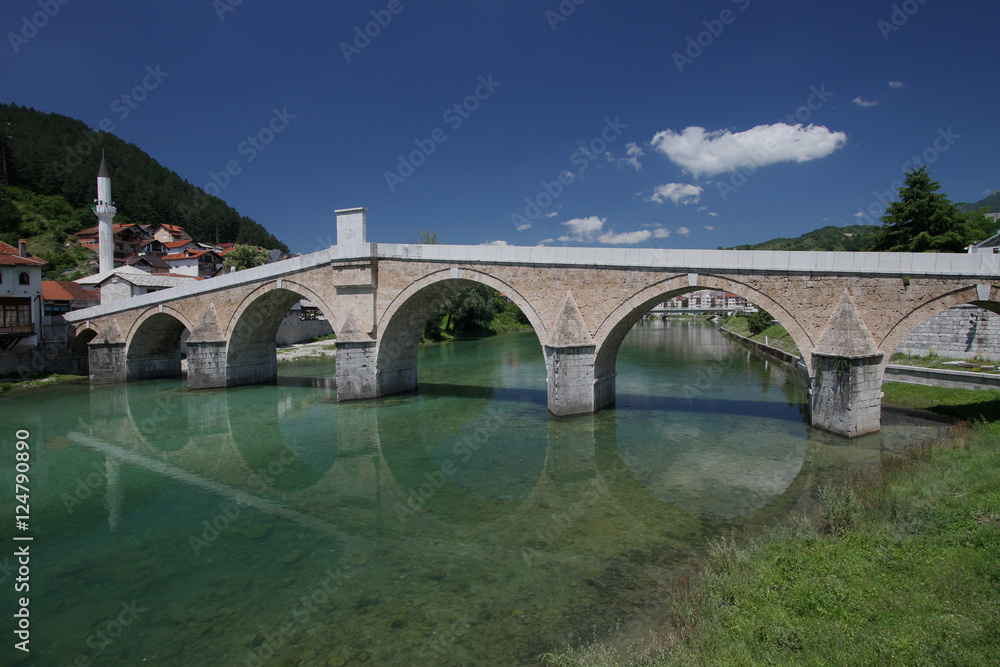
[94,151,116,273]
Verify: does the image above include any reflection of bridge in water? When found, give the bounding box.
[65,377,941,568]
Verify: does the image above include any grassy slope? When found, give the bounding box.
[722,316,802,357]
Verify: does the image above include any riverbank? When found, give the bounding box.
[544,393,1000,666]
[0,372,85,395]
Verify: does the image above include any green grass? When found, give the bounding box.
[882,381,1000,422]
[543,420,1000,666]
[890,352,999,373]
[722,317,802,356]
[0,373,84,395]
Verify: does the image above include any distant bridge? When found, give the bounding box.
[65,208,1000,437]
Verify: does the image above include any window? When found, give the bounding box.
[44,302,71,316]
[18,272,29,285]
[1,302,31,326]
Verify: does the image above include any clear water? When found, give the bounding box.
[0,320,949,666]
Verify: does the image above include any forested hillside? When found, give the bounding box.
[960,190,1000,214]
[728,224,880,251]
[0,103,287,252]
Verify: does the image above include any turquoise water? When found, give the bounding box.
[0,320,948,666]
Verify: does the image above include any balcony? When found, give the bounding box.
[0,324,35,337]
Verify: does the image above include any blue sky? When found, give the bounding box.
[2,0,998,253]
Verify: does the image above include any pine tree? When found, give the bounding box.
[866,166,992,252]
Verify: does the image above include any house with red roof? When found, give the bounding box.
[151,224,192,245]
[161,248,225,279]
[75,223,151,266]
[0,240,46,352]
[41,281,100,319]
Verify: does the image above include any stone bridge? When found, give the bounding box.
[64,209,1000,437]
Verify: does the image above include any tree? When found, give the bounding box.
[410,229,438,244]
[747,307,773,335]
[223,244,269,272]
[865,166,994,252]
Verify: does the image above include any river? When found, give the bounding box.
[0,319,949,666]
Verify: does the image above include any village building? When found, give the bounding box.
[161,248,225,279]
[75,223,151,266]
[0,240,46,352]
[152,223,193,245]
[126,254,172,274]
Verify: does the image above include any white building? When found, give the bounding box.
[0,240,46,352]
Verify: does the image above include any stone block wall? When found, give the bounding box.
[895,305,1000,361]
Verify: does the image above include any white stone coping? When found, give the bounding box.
[64,243,1000,323]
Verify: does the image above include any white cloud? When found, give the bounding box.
[853,97,879,108]
[558,216,606,243]
[676,226,691,237]
[607,142,645,171]
[649,182,704,205]
[626,143,644,171]
[708,212,718,217]
[704,225,715,231]
[538,238,554,245]
[516,222,532,231]
[888,81,905,88]
[696,206,708,212]
[653,228,671,238]
[853,211,866,218]
[482,240,508,246]
[545,211,558,218]
[558,216,653,245]
[598,230,652,245]
[651,123,847,178]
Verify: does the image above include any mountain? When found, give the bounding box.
[960,190,1000,214]
[727,224,880,251]
[0,103,287,252]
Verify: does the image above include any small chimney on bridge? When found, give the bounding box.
[335,208,367,246]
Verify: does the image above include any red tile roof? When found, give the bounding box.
[156,224,187,234]
[162,250,221,261]
[163,240,196,249]
[75,223,139,237]
[41,281,99,301]
[0,240,46,267]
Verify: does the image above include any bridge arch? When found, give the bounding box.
[592,274,813,393]
[125,308,196,381]
[878,285,1000,366]
[374,268,546,397]
[224,281,340,387]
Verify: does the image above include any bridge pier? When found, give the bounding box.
[545,345,612,416]
[186,341,228,390]
[88,342,127,384]
[336,341,378,400]
[809,353,885,437]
